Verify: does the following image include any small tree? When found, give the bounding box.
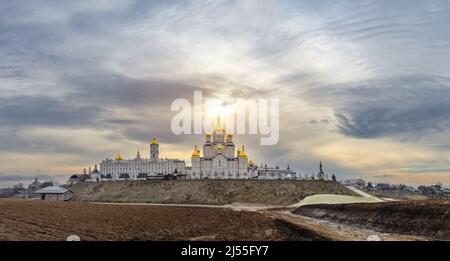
[332,174,337,182]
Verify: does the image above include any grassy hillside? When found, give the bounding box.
[71,179,355,206]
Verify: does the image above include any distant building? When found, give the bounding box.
[12,189,38,199]
[69,173,90,185]
[376,183,391,190]
[344,178,366,187]
[0,188,15,198]
[35,186,73,201]
[28,178,41,191]
[251,164,297,180]
[317,161,325,180]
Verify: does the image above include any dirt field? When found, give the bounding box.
[293,200,450,240]
[0,199,328,241]
[71,179,355,205]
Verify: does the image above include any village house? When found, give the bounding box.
[35,186,73,201]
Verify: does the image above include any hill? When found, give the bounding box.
[71,179,355,205]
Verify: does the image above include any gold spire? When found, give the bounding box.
[151,136,158,145]
[214,115,225,132]
[115,152,124,161]
[192,145,200,157]
[136,149,141,158]
[239,145,247,158]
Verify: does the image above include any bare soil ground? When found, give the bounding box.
[0,199,328,241]
[292,200,450,240]
[268,211,430,241]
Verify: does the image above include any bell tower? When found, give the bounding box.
[150,136,159,161]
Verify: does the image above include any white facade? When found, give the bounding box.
[189,118,296,180]
[90,137,186,182]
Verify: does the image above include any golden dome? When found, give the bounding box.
[151,136,158,145]
[115,152,124,161]
[239,145,248,158]
[192,145,200,157]
[248,160,254,166]
[217,144,223,151]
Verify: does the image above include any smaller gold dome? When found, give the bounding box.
[217,144,223,151]
[248,160,254,166]
[151,136,158,145]
[115,152,124,161]
[192,145,200,157]
[239,145,248,158]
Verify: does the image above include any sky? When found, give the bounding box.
[0,0,450,188]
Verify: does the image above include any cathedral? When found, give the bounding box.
[190,117,296,179]
[191,118,250,179]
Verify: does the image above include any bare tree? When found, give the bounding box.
[12,183,24,191]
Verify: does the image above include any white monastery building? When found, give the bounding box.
[90,137,186,182]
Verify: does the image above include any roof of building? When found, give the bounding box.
[29,178,41,188]
[70,174,90,181]
[35,186,71,194]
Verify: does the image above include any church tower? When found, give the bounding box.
[237,145,248,178]
[191,145,201,178]
[224,134,235,159]
[317,161,325,180]
[203,133,213,158]
[150,136,159,161]
[212,116,225,144]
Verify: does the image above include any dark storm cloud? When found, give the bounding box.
[304,75,450,139]
[64,73,201,109]
[0,127,100,157]
[0,95,103,127]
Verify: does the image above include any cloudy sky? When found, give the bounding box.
[1,0,450,187]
